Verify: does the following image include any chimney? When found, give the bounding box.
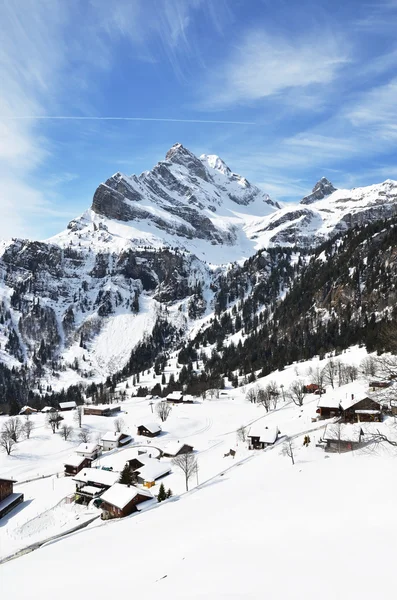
[351,394,354,401]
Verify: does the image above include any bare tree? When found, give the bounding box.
[2,417,23,442]
[288,380,306,407]
[46,410,62,433]
[310,365,326,395]
[376,355,397,379]
[0,429,16,455]
[156,401,172,422]
[60,425,73,440]
[246,388,258,404]
[172,452,198,492]
[257,386,271,412]
[360,356,378,379]
[282,440,295,465]
[236,425,248,443]
[23,415,34,439]
[344,364,358,383]
[74,405,83,428]
[322,359,338,389]
[114,417,125,432]
[78,428,90,443]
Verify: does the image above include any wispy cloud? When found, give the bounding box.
[199,28,350,109]
[3,116,255,125]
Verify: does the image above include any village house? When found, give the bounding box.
[340,394,382,423]
[19,406,38,415]
[133,460,171,487]
[41,406,56,413]
[100,483,153,519]
[83,405,120,417]
[59,401,77,411]
[64,455,92,477]
[76,442,102,460]
[73,468,119,503]
[316,396,341,419]
[323,423,364,452]
[0,477,24,519]
[369,381,392,391]
[165,391,184,403]
[161,442,194,457]
[137,422,162,438]
[101,431,132,451]
[248,425,279,450]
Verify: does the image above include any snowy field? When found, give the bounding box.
[1,346,397,592]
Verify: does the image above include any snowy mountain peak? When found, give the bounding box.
[200,154,231,176]
[301,177,337,205]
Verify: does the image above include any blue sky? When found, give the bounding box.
[2,0,397,239]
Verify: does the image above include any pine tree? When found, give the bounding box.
[166,488,172,499]
[119,464,133,485]
[157,482,167,502]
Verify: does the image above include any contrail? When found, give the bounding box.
[2,116,255,125]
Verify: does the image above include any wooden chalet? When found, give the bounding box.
[165,392,184,403]
[64,455,92,477]
[323,424,364,452]
[0,477,24,519]
[248,425,279,450]
[19,406,38,415]
[100,484,153,519]
[137,422,162,438]
[83,405,120,417]
[161,442,194,457]
[340,394,382,423]
[76,442,102,460]
[73,468,119,503]
[316,396,341,419]
[101,431,132,451]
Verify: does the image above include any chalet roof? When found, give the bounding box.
[0,477,16,484]
[101,431,126,442]
[248,424,279,444]
[76,442,101,454]
[323,424,363,443]
[138,422,161,434]
[101,483,152,510]
[19,406,37,414]
[73,468,119,487]
[64,454,87,468]
[135,460,171,483]
[78,485,103,497]
[317,396,340,409]
[166,392,183,401]
[84,404,120,411]
[41,406,55,413]
[161,441,193,456]
[339,394,378,411]
[59,401,77,409]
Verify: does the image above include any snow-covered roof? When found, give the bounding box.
[101,431,126,442]
[139,422,161,434]
[323,424,363,443]
[339,394,375,411]
[136,460,171,483]
[76,442,101,454]
[78,485,103,497]
[317,396,340,409]
[98,447,161,472]
[100,483,152,509]
[166,392,183,400]
[355,409,381,414]
[248,425,279,444]
[64,454,87,468]
[59,401,77,409]
[19,406,37,413]
[73,468,119,487]
[41,406,55,412]
[161,441,193,456]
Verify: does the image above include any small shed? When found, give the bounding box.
[59,401,77,411]
[41,406,56,413]
[0,477,24,519]
[248,425,279,450]
[137,422,162,438]
[100,483,153,519]
[161,442,194,457]
[323,423,364,452]
[76,442,102,460]
[64,455,92,476]
[101,431,132,451]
